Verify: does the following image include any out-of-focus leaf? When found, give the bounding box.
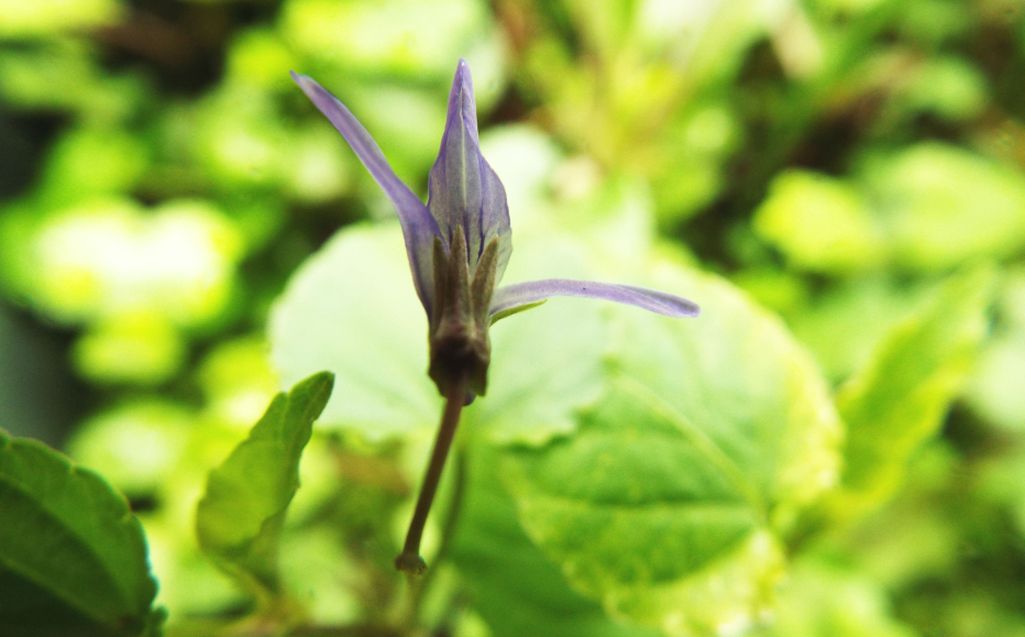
[0,431,159,637]
[758,149,1025,276]
[732,268,808,317]
[787,277,925,381]
[225,28,294,90]
[965,332,1025,432]
[979,447,1025,540]
[281,125,353,203]
[278,527,360,625]
[893,0,971,45]
[282,0,504,177]
[281,0,502,88]
[502,392,785,637]
[0,0,119,38]
[477,125,563,217]
[830,442,961,590]
[22,198,242,327]
[193,85,291,189]
[650,101,740,224]
[197,336,280,430]
[861,144,1025,270]
[72,312,185,385]
[965,266,1025,431]
[195,372,334,599]
[832,267,995,511]
[450,444,660,637]
[750,561,918,637]
[896,56,986,121]
[37,125,149,206]
[68,400,193,498]
[502,265,842,635]
[531,0,772,177]
[0,41,140,117]
[193,79,359,205]
[470,289,607,445]
[754,170,883,274]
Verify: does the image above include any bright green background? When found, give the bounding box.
[2,1,1025,636]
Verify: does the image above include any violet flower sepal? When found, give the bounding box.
[290,70,442,314]
[490,278,700,322]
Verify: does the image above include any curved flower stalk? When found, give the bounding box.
[292,60,699,574]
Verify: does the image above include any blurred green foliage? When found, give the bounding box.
[2,0,1025,636]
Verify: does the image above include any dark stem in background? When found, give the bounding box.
[394,378,467,575]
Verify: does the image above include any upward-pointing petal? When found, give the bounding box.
[490,279,700,321]
[428,60,511,279]
[291,71,440,313]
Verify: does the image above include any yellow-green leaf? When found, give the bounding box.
[834,267,995,511]
[195,371,334,599]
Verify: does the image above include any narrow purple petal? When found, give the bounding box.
[291,71,440,312]
[490,279,700,319]
[427,60,511,278]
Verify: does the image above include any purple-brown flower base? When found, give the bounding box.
[428,228,498,401]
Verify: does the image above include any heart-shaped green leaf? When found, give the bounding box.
[500,264,842,635]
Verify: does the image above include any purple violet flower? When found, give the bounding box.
[293,59,699,574]
[292,60,699,401]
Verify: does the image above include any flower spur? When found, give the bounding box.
[292,60,699,574]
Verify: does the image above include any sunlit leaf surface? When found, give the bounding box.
[500,266,841,635]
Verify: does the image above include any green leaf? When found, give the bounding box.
[861,144,1025,271]
[756,148,1025,276]
[834,267,995,510]
[195,371,334,599]
[501,265,842,635]
[965,331,1025,432]
[450,444,660,637]
[754,170,883,275]
[15,198,242,327]
[269,225,438,441]
[787,276,927,381]
[749,561,918,637]
[965,266,1025,432]
[0,430,159,637]
[0,0,118,38]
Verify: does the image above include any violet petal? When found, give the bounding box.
[292,71,440,312]
[427,60,511,279]
[490,279,701,319]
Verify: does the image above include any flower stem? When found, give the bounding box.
[395,379,466,575]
